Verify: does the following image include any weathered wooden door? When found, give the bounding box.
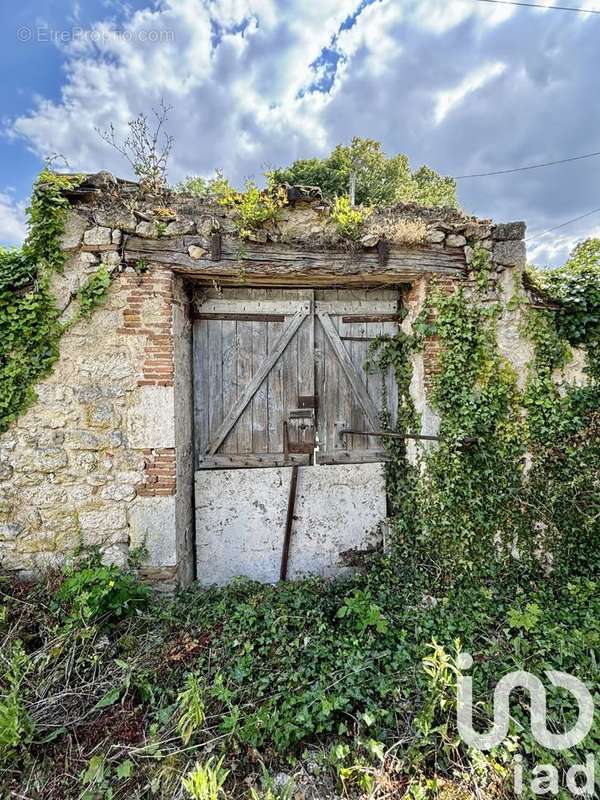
[193,287,400,584]
[193,288,399,466]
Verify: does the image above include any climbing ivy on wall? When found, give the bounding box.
[369,242,600,589]
[0,170,83,433]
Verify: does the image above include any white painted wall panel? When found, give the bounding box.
[195,463,385,585]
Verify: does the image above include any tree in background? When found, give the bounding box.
[267,137,457,208]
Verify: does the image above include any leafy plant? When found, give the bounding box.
[182,757,229,800]
[336,590,389,634]
[527,238,600,379]
[507,602,542,631]
[176,672,206,744]
[155,221,167,238]
[331,196,369,240]
[56,553,150,627]
[249,766,294,800]
[0,641,33,765]
[175,171,233,199]
[217,179,288,239]
[77,267,112,319]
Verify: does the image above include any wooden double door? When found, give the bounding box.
[192,287,400,469]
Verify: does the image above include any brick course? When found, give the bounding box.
[138,448,177,497]
[118,268,175,387]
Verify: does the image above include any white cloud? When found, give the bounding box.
[8,0,600,266]
[433,62,506,125]
[0,192,27,248]
[528,221,600,268]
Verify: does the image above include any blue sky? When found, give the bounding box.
[2,0,600,265]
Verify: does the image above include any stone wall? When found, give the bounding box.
[0,204,194,589]
[1,175,578,587]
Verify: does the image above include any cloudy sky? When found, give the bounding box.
[2,0,600,265]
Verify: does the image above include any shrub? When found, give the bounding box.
[331,196,369,240]
[217,179,288,239]
[56,554,151,627]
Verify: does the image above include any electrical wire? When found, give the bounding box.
[454,150,600,179]
[474,0,600,13]
[526,206,600,242]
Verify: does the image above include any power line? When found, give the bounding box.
[474,0,600,13]
[526,206,600,242]
[455,150,600,179]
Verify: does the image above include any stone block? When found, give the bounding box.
[67,452,98,474]
[492,239,526,267]
[128,496,177,566]
[60,212,89,250]
[188,245,208,260]
[79,506,127,531]
[84,226,112,246]
[85,402,119,429]
[30,448,69,472]
[64,430,123,451]
[166,219,196,236]
[20,486,67,508]
[360,233,379,247]
[126,386,175,449]
[493,222,526,241]
[0,463,13,481]
[426,229,446,244]
[79,353,137,381]
[94,210,137,232]
[446,234,467,248]
[100,483,137,502]
[0,523,22,542]
[136,221,157,238]
[101,251,122,269]
[101,543,128,567]
[77,385,125,402]
[40,508,78,533]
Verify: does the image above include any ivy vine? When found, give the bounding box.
[371,240,600,589]
[0,170,86,434]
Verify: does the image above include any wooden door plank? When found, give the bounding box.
[206,306,309,454]
[319,291,337,453]
[197,453,310,469]
[318,311,381,433]
[335,290,356,453]
[383,318,399,429]
[208,319,223,443]
[193,319,209,454]
[221,318,238,453]
[318,449,390,465]
[197,299,308,315]
[297,289,315,453]
[345,290,369,450]
[252,288,269,454]
[282,290,301,451]
[267,290,284,454]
